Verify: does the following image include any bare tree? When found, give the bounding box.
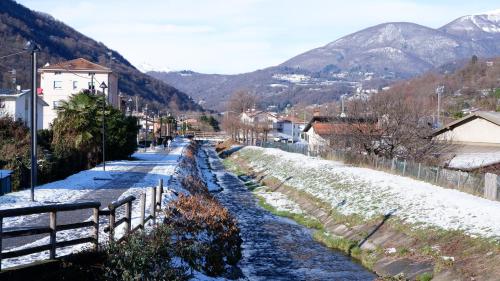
[344,91,448,162]
[227,90,257,114]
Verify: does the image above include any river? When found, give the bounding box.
[199,144,376,281]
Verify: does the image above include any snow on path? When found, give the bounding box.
[0,139,188,269]
[238,146,500,240]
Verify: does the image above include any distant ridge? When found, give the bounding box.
[151,10,500,111]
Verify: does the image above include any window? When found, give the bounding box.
[0,99,5,108]
[73,81,78,90]
[53,100,62,109]
[54,71,61,75]
[53,81,62,89]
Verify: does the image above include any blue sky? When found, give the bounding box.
[17,0,500,74]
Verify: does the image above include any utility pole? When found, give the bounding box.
[100,82,108,171]
[90,73,95,94]
[436,85,444,127]
[27,41,40,202]
[340,94,347,118]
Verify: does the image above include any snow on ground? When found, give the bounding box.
[448,151,500,170]
[253,187,303,214]
[0,139,189,269]
[237,146,500,240]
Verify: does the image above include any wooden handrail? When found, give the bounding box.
[0,179,166,270]
[0,201,101,271]
[0,201,101,218]
[108,196,135,211]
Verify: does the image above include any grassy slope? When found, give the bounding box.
[222,151,500,280]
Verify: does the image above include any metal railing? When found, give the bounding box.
[262,142,486,198]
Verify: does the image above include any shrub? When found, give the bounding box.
[103,225,189,281]
[164,194,242,276]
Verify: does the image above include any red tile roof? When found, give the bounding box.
[312,122,379,137]
[41,58,111,72]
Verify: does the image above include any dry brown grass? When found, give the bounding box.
[165,194,242,276]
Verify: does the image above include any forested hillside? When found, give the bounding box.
[0,0,202,111]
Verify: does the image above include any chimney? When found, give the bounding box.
[16,85,21,94]
[313,109,320,117]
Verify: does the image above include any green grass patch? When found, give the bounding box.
[416,272,433,281]
[255,194,323,230]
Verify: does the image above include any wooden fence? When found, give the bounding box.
[0,179,165,270]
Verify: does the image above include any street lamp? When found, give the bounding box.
[25,41,40,202]
[99,82,108,171]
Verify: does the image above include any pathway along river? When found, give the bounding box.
[198,144,376,281]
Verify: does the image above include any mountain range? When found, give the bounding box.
[0,0,202,112]
[150,9,500,111]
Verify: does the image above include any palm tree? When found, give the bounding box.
[52,92,104,169]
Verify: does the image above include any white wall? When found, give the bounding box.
[281,122,303,142]
[40,71,118,129]
[0,94,45,129]
[437,118,500,145]
[305,126,328,151]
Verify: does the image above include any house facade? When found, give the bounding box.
[434,111,500,146]
[302,116,378,151]
[39,58,119,129]
[433,111,500,171]
[240,110,278,128]
[0,88,48,129]
[303,118,336,151]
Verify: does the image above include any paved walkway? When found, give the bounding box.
[2,145,181,251]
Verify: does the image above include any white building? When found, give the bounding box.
[0,88,48,129]
[433,111,500,171]
[272,117,305,143]
[39,58,119,129]
[240,111,278,128]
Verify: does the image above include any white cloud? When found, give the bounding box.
[17,0,500,74]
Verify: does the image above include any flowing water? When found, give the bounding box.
[199,144,376,281]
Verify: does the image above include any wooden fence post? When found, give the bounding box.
[109,209,116,242]
[49,211,57,259]
[391,158,396,171]
[125,201,132,234]
[92,208,99,251]
[150,187,156,225]
[139,193,146,229]
[417,163,421,179]
[0,217,3,271]
[435,167,440,183]
[402,160,407,176]
[156,179,163,210]
[457,172,461,190]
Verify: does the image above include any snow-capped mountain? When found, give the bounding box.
[281,21,492,77]
[150,10,500,111]
[135,62,173,73]
[440,9,500,37]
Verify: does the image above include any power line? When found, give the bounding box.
[0,50,28,60]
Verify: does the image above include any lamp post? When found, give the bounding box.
[144,104,148,149]
[25,41,40,202]
[99,82,108,171]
